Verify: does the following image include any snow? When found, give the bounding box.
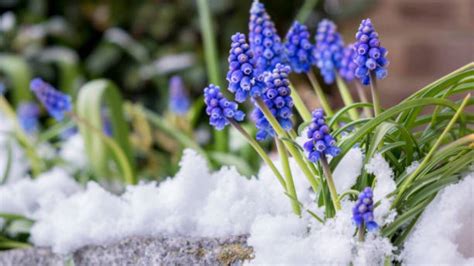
[333,147,363,192]
[8,146,471,264]
[402,173,474,265]
[58,134,88,173]
[366,153,397,226]
[0,168,80,219]
[29,147,396,264]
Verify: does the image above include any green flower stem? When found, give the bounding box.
[289,128,321,178]
[289,82,312,122]
[255,97,319,192]
[307,71,334,116]
[69,112,136,185]
[228,119,286,189]
[197,0,227,153]
[358,224,366,241]
[320,156,341,211]
[393,93,471,207]
[369,73,382,116]
[335,73,359,120]
[355,81,372,118]
[0,96,42,177]
[276,138,301,216]
[296,0,319,23]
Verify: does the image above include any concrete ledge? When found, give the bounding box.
[0,235,252,266]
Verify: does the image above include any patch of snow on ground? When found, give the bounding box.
[402,173,474,265]
[366,153,397,226]
[0,168,80,219]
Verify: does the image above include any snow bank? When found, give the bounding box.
[31,150,392,264]
[0,168,80,218]
[402,173,474,265]
[31,149,311,253]
[247,201,393,265]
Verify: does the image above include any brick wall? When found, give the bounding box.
[337,0,474,107]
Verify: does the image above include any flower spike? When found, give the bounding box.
[252,63,294,141]
[303,108,340,162]
[17,102,40,134]
[353,187,378,231]
[354,18,389,85]
[339,44,358,82]
[204,84,245,130]
[30,78,72,121]
[169,76,190,115]
[248,0,283,76]
[313,19,345,84]
[226,32,264,102]
[283,21,315,74]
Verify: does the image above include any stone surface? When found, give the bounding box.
[0,235,252,266]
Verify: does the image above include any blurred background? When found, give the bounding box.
[0,0,472,178]
[1,0,471,107]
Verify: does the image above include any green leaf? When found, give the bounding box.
[330,98,459,170]
[0,54,32,106]
[328,102,373,129]
[76,79,135,184]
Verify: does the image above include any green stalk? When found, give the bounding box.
[355,81,372,118]
[197,0,227,152]
[320,156,341,210]
[276,138,301,216]
[255,97,319,192]
[335,73,359,120]
[69,112,136,185]
[393,93,471,207]
[289,82,312,122]
[296,0,320,23]
[358,224,366,241]
[0,96,42,176]
[369,73,382,116]
[307,71,334,116]
[229,119,286,189]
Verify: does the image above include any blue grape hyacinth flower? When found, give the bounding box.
[17,102,40,134]
[252,63,294,141]
[303,108,340,162]
[248,0,283,76]
[204,84,245,130]
[313,19,345,84]
[169,75,190,115]
[30,78,72,121]
[227,32,264,102]
[339,44,358,82]
[353,187,378,231]
[283,21,315,74]
[353,18,389,85]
